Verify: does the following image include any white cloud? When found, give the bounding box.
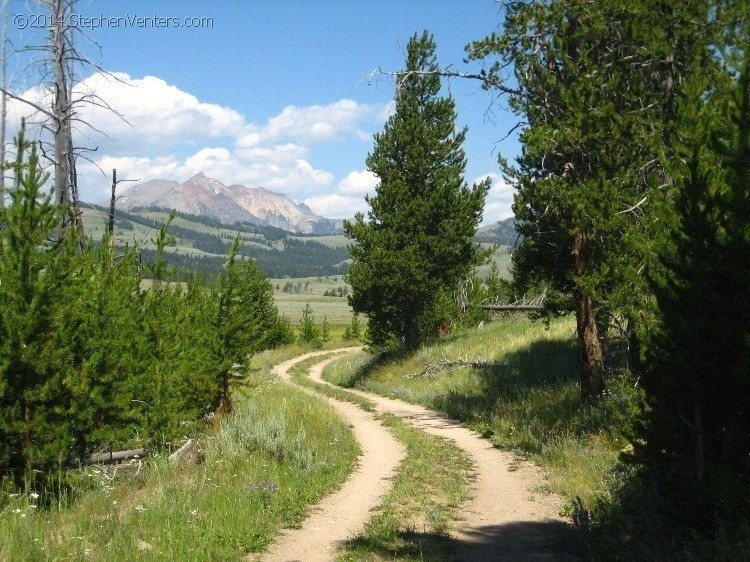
[337,170,378,195]
[261,99,383,145]
[74,73,245,154]
[473,172,515,223]
[303,168,380,218]
[6,71,388,209]
[304,193,366,219]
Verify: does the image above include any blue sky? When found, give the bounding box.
[7,1,520,223]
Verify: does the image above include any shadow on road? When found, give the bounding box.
[341,518,583,561]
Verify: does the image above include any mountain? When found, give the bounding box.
[475,217,520,247]
[111,173,343,234]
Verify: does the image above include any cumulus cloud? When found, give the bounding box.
[260,99,383,145]
[303,168,380,219]
[304,193,365,219]
[6,71,389,202]
[337,170,379,195]
[473,172,516,223]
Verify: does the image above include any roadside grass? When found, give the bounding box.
[322,316,641,512]
[324,319,750,560]
[0,372,358,560]
[288,355,376,412]
[245,341,361,381]
[288,357,472,561]
[336,414,472,562]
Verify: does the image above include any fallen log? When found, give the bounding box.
[409,357,500,378]
[65,448,147,467]
[169,438,204,465]
[86,448,147,464]
[480,304,544,311]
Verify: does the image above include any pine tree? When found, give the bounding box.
[635,32,750,526]
[214,235,293,414]
[297,303,321,347]
[467,1,718,402]
[0,124,77,478]
[346,31,489,351]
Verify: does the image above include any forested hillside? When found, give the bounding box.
[84,206,350,279]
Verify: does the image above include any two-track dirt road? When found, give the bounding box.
[256,349,579,562]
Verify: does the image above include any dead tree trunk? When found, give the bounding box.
[52,0,70,212]
[0,0,7,210]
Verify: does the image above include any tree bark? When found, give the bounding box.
[572,232,605,404]
[52,0,69,210]
[0,0,7,210]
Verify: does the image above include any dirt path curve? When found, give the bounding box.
[254,349,406,562]
[308,355,579,562]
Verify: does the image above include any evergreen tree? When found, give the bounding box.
[297,303,321,347]
[635,32,750,526]
[214,236,293,414]
[0,125,78,478]
[343,313,362,342]
[320,317,331,344]
[466,1,718,402]
[346,30,489,351]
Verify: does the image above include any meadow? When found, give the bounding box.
[322,316,639,512]
[0,365,358,560]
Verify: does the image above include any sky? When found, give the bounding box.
[6,1,521,224]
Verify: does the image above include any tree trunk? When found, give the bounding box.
[576,292,605,404]
[693,397,704,485]
[0,0,8,210]
[215,373,233,417]
[572,232,605,404]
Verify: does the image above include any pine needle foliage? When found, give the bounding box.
[0,126,291,489]
[346,31,489,352]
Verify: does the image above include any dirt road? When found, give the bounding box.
[255,349,406,562]
[257,349,578,561]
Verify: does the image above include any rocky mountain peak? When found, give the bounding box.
[111,174,343,234]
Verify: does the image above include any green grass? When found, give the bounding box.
[322,316,640,512]
[0,372,359,560]
[288,356,376,412]
[286,355,472,561]
[336,414,472,562]
[273,293,353,326]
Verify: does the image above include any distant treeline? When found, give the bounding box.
[130,240,349,280]
[124,205,290,240]
[96,206,350,278]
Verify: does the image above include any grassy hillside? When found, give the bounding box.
[321,317,750,559]
[81,206,349,279]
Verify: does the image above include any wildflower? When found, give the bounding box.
[29,492,39,499]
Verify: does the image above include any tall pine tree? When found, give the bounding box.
[345,31,489,351]
[466,0,717,402]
